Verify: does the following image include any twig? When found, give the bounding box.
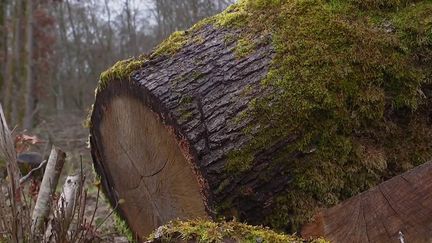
[95,197,124,230]
[19,160,47,185]
[88,186,100,231]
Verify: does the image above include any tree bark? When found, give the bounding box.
[90,24,275,239]
[0,0,5,92]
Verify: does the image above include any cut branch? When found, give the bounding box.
[31,146,66,235]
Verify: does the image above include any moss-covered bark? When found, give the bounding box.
[208,0,432,231]
[91,0,432,236]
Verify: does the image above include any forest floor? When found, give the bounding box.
[29,111,128,242]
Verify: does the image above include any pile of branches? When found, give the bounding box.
[0,105,111,243]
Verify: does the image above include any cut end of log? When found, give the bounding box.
[301,161,432,242]
[96,94,208,236]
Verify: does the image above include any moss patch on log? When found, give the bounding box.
[234,37,256,58]
[214,0,432,232]
[98,58,148,92]
[147,220,328,243]
[96,31,191,93]
[151,31,188,57]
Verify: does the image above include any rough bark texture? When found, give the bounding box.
[301,161,432,243]
[90,24,277,238]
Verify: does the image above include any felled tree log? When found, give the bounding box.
[90,25,274,238]
[89,0,432,239]
[302,161,432,243]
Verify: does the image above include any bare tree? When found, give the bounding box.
[23,0,35,130]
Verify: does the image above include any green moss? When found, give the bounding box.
[392,2,432,68]
[190,17,215,32]
[214,1,249,28]
[147,219,328,243]
[348,0,423,10]
[151,31,188,57]
[179,95,194,105]
[114,212,135,242]
[179,110,194,123]
[98,57,147,92]
[216,0,432,232]
[193,35,206,45]
[234,38,255,58]
[177,95,195,123]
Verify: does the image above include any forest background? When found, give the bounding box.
[0,1,233,238]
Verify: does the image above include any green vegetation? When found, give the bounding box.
[113,212,134,242]
[209,0,432,232]
[97,30,189,94]
[214,3,249,28]
[234,37,255,58]
[151,31,188,57]
[147,219,328,243]
[98,58,148,92]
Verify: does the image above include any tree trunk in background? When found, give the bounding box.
[10,0,24,125]
[0,0,5,92]
[23,0,35,130]
[1,0,13,120]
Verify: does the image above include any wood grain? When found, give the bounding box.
[302,161,432,243]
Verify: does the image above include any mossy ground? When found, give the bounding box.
[147,219,328,243]
[209,0,432,232]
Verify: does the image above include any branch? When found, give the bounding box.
[19,159,47,185]
[31,146,66,235]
